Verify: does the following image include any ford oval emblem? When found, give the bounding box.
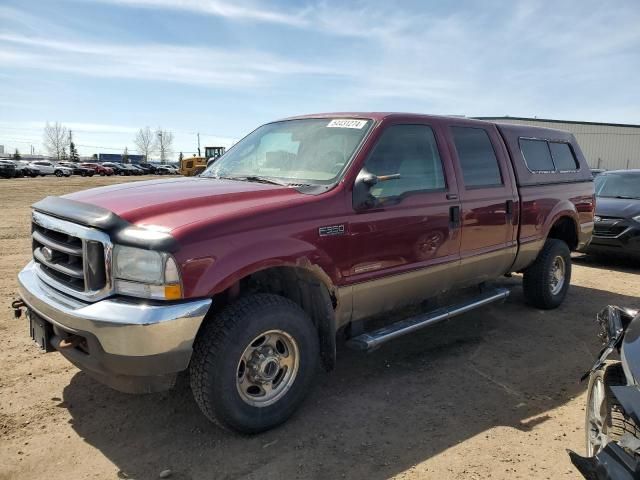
[42,247,54,261]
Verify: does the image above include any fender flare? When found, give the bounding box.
[542,200,580,244]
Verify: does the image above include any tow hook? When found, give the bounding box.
[57,336,82,350]
[11,299,26,319]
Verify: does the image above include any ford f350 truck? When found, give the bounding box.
[15,113,594,433]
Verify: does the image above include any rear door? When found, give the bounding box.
[445,123,518,286]
[347,121,462,320]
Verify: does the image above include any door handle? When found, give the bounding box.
[449,206,461,227]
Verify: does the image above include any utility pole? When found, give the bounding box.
[197,132,201,157]
[158,131,164,164]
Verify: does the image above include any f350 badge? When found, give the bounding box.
[319,224,345,237]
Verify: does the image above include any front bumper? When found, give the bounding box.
[18,261,211,393]
[586,222,640,257]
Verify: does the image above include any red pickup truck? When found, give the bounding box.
[16,113,594,433]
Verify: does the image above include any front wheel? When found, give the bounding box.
[586,362,639,456]
[190,294,319,433]
[55,170,63,177]
[522,238,571,309]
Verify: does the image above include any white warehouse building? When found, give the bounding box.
[476,117,640,171]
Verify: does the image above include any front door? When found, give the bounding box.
[346,122,461,321]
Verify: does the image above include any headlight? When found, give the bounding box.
[113,245,182,300]
[633,214,640,223]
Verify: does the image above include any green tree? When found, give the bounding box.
[61,147,68,161]
[69,141,79,162]
[92,153,98,160]
[179,151,183,163]
[13,149,21,160]
[122,146,129,164]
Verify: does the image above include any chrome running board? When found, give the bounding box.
[347,287,510,351]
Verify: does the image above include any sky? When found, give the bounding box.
[0,0,639,159]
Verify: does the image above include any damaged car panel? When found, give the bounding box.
[570,305,640,479]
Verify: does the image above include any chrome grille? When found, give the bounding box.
[31,211,113,301]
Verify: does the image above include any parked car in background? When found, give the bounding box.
[15,113,594,433]
[155,165,176,175]
[0,160,17,178]
[102,162,131,176]
[16,161,41,177]
[1,159,29,178]
[138,162,157,174]
[129,165,147,175]
[53,164,73,177]
[585,169,640,259]
[80,163,113,176]
[29,161,72,177]
[59,162,95,177]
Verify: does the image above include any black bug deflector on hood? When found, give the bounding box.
[32,196,179,252]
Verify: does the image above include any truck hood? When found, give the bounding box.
[595,196,640,219]
[64,177,303,231]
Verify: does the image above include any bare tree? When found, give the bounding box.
[43,122,68,160]
[134,127,154,161]
[155,128,174,164]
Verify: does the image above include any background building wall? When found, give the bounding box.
[476,117,640,170]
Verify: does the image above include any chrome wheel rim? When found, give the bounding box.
[236,330,299,407]
[549,256,566,295]
[586,377,607,456]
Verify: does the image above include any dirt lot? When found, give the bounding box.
[0,176,638,480]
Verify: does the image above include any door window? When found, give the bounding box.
[451,127,502,187]
[364,124,445,200]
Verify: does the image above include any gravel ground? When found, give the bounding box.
[1,176,638,480]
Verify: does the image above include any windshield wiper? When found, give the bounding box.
[239,175,290,186]
[206,174,311,187]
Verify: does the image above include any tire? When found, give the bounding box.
[55,170,63,177]
[190,293,319,434]
[119,171,126,176]
[586,362,640,456]
[522,238,571,309]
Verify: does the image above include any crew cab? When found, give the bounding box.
[15,113,594,433]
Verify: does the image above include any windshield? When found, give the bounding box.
[201,118,373,185]
[595,173,640,199]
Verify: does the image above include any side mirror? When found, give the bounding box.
[352,168,400,210]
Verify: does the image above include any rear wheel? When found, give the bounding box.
[523,238,571,309]
[55,170,63,177]
[586,362,639,456]
[190,294,319,433]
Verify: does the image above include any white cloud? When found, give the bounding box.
[0,33,346,89]
[91,0,308,27]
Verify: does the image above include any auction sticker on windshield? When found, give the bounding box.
[327,119,367,129]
